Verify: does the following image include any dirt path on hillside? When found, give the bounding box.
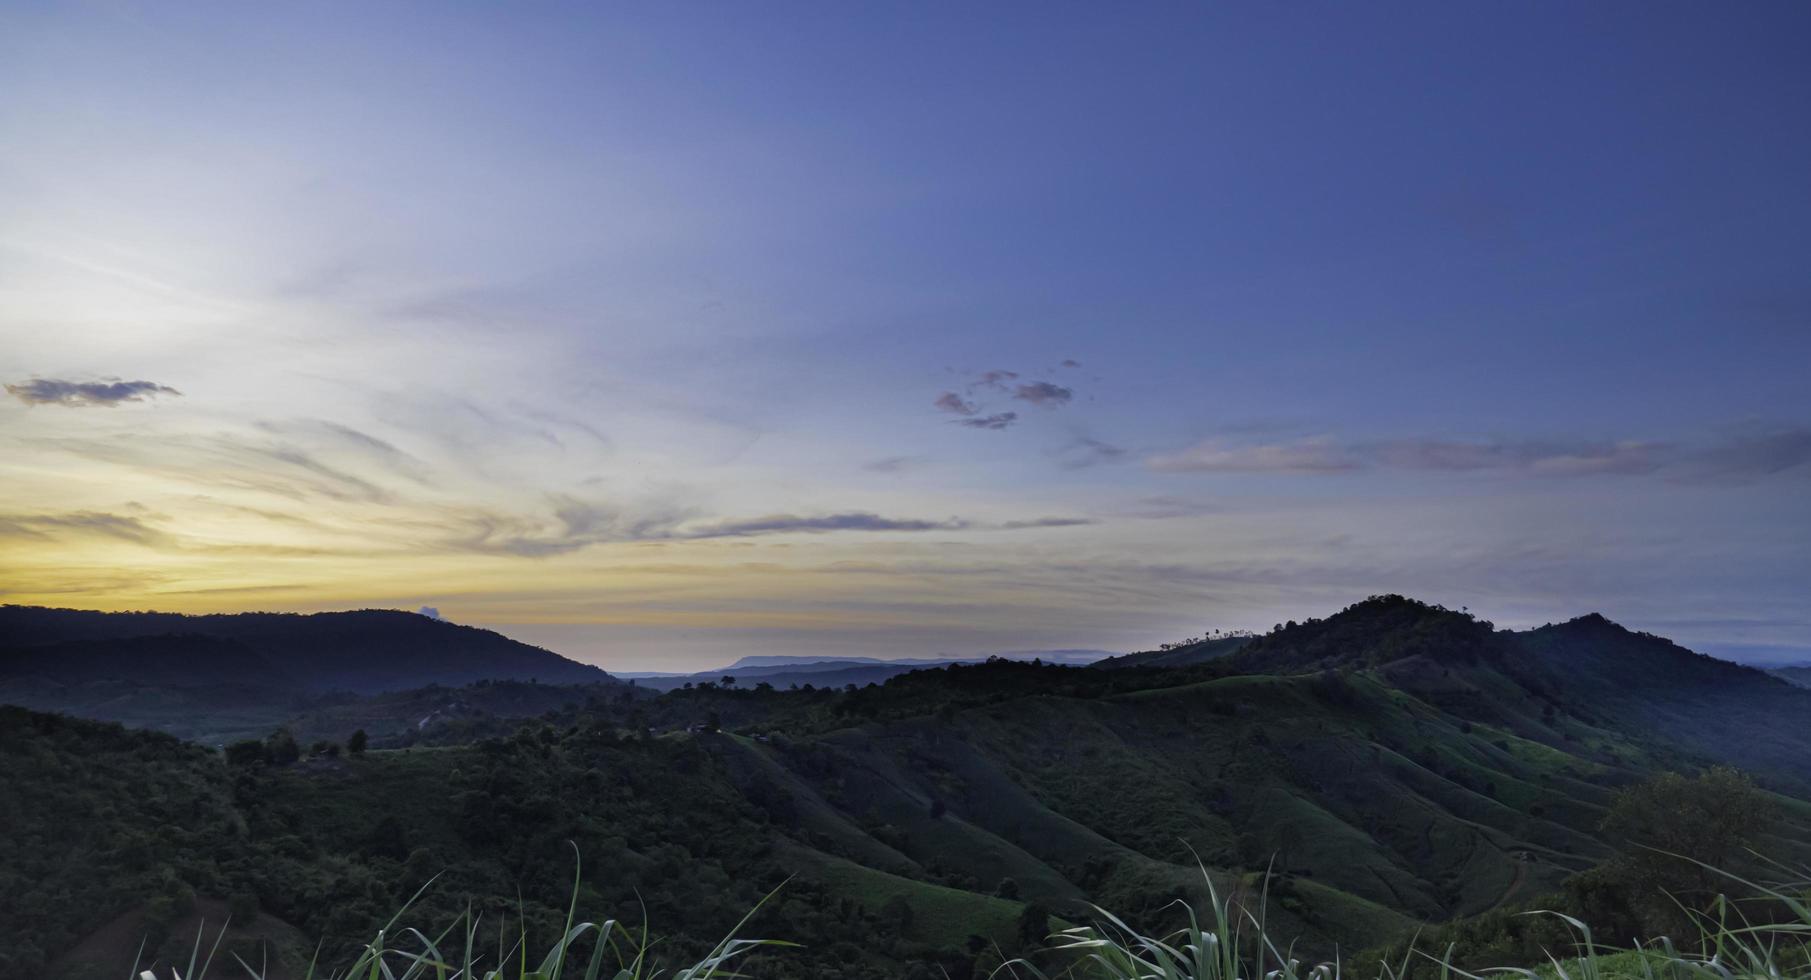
[1492,856,1528,910]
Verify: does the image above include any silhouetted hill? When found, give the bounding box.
[1202,596,1811,786]
[0,633,294,687]
[1514,613,1811,782]
[1228,595,1503,674]
[0,605,613,694]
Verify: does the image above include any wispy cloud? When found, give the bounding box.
[683,512,968,538]
[1673,426,1811,484]
[1147,427,1811,483]
[5,378,182,407]
[862,455,926,473]
[974,369,1019,391]
[1054,435,1127,469]
[1369,438,1664,475]
[1148,436,1360,474]
[0,510,171,546]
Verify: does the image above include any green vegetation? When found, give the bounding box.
[9,596,1811,980]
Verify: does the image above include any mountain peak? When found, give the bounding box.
[1230,594,1498,673]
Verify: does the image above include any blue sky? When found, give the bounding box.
[2,2,1808,669]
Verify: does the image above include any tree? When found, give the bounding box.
[1015,902,1051,951]
[721,675,736,687]
[264,728,300,765]
[1598,767,1776,936]
[348,729,368,754]
[705,711,721,733]
[224,738,265,766]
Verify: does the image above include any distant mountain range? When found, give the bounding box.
[1770,664,1811,688]
[619,649,1114,691]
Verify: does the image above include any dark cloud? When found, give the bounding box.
[999,517,1097,529]
[684,512,969,538]
[934,392,978,416]
[935,367,1079,433]
[1013,381,1074,407]
[6,378,181,407]
[447,498,1011,555]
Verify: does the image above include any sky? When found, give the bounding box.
[2,2,1809,671]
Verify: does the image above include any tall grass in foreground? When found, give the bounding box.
[130,849,791,980]
[129,854,1810,980]
[1007,856,1811,980]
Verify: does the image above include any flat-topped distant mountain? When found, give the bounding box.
[719,649,1113,671]
[0,605,615,694]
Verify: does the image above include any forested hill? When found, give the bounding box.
[0,605,614,693]
[1212,596,1811,785]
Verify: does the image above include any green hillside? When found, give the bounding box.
[8,596,1811,980]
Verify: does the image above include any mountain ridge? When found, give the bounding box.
[0,605,614,694]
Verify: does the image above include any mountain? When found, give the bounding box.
[1208,596,1811,784]
[0,606,619,742]
[0,605,613,693]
